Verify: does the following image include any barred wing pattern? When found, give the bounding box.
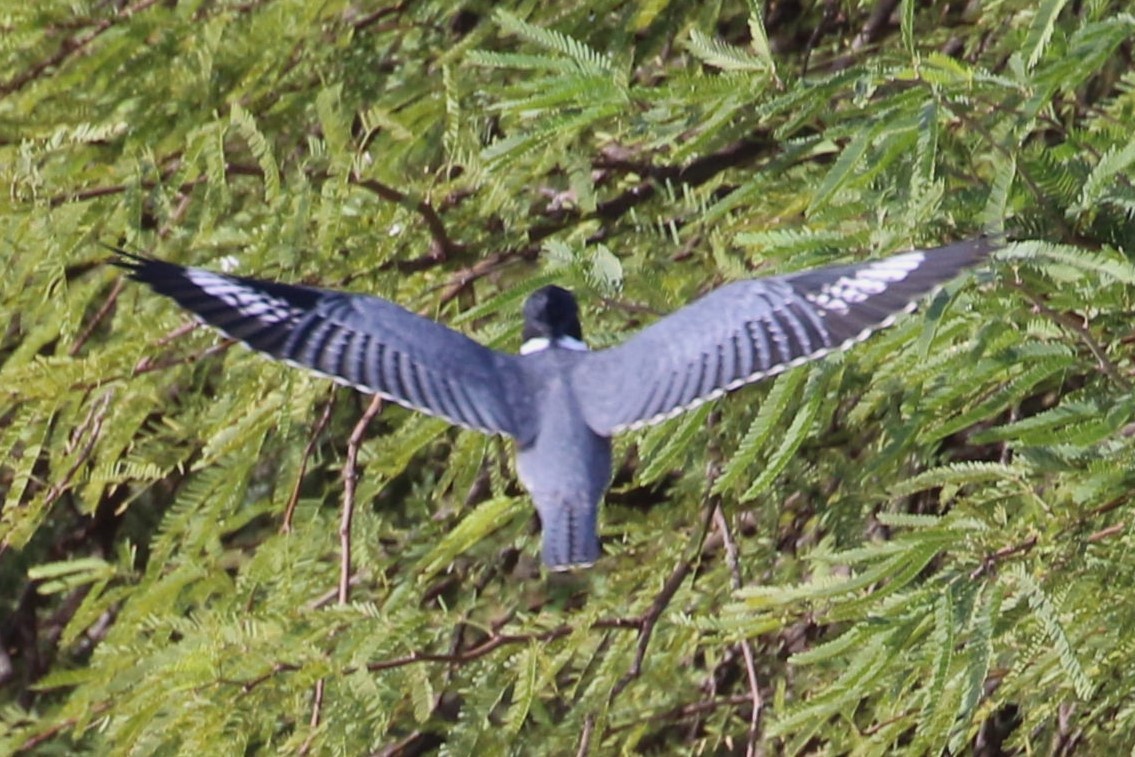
[113,253,529,440]
[573,239,994,436]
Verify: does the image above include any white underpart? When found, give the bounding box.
[186,269,302,324]
[804,252,925,313]
[520,336,589,355]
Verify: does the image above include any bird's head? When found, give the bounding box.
[522,285,583,343]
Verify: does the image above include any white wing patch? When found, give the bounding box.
[186,269,303,324]
[804,252,926,314]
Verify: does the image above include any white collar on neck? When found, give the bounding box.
[520,336,589,355]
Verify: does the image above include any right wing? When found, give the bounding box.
[572,238,995,436]
[113,250,532,440]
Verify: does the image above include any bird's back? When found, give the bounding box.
[515,349,612,569]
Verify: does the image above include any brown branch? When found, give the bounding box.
[432,136,774,303]
[50,161,257,207]
[69,278,124,357]
[228,661,298,694]
[154,321,201,346]
[350,2,411,32]
[1087,523,1126,543]
[367,627,567,673]
[607,551,695,704]
[801,0,843,76]
[437,249,536,305]
[19,703,111,751]
[366,618,639,672]
[80,134,770,304]
[576,713,595,757]
[1009,281,1131,392]
[590,135,774,224]
[351,173,465,261]
[952,107,1079,242]
[1089,496,1126,518]
[341,395,384,604]
[294,394,381,752]
[376,730,428,757]
[0,0,162,96]
[712,506,764,756]
[969,535,1039,580]
[57,158,467,272]
[851,0,901,51]
[38,390,113,513]
[298,679,325,755]
[282,396,336,534]
[307,573,365,611]
[130,340,234,377]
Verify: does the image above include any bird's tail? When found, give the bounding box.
[535,497,600,571]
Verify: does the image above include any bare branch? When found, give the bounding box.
[282,395,336,534]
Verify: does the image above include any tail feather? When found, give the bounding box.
[535,497,600,571]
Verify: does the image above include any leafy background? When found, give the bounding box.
[3,0,1135,753]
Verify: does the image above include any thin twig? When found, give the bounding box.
[576,714,595,757]
[310,680,325,728]
[297,394,382,753]
[69,278,124,356]
[0,0,162,96]
[1009,281,1131,391]
[63,159,466,274]
[307,573,365,611]
[608,553,694,703]
[18,703,111,751]
[297,679,325,755]
[713,506,764,756]
[350,1,410,32]
[224,618,642,695]
[1087,523,1125,543]
[952,109,1079,241]
[282,396,336,533]
[131,340,233,376]
[154,321,200,346]
[969,535,1039,580]
[351,173,465,260]
[341,394,384,604]
[366,618,639,672]
[375,730,426,757]
[42,391,113,508]
[437,250,533,305]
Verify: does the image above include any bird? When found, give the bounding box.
[111,238,995,570]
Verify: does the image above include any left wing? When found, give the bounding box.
[112,250,531,439]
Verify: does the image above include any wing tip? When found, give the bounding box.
[100,242,147,271]
[100,243,189,286]
[929,234,1002,270]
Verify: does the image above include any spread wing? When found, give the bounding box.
[112,251,530,440]
[572,238,995,435]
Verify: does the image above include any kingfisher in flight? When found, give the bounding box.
[113,238,994,570]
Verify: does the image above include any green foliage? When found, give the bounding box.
[3,0,1135,753]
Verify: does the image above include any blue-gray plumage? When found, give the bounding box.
[111,237,994,570]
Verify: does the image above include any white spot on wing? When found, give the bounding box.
[186,269,303,325]
[803,252,926,314]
